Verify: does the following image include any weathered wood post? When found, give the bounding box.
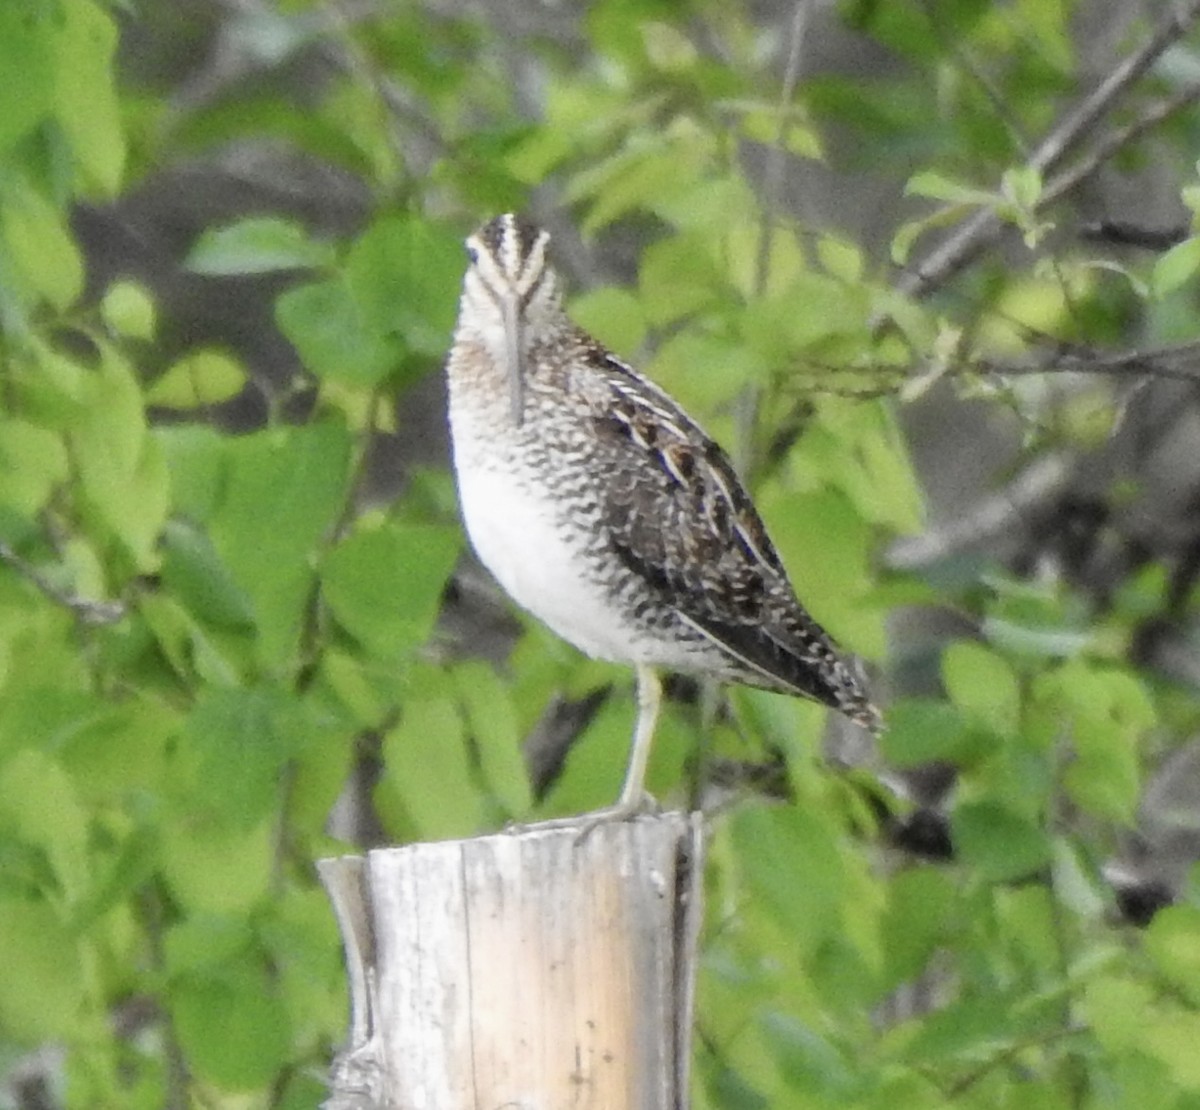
[319,812,704,1109]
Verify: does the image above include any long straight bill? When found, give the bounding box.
[503,294,525,426]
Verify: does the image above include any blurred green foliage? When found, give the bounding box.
[1,0,1198,1107]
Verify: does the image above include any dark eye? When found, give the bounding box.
[465,244,479,264]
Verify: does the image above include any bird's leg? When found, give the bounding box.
[615,663,661,814]
[560,666,662,842]
[507,665,663,838]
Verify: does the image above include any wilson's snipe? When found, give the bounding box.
[447,213,882,820]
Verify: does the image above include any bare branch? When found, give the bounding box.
[1040,77,1200,208]
[0,540,127,625]
[885,453,1074,572]
[756,0,813,292]
[897,0,1200,300]
[1026,3,1200,176]
[974,338,1200,384]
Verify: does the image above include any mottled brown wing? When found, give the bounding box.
[580,349,877,724]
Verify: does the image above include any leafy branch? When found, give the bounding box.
[898,0,1200,299]
[0,538,128,625]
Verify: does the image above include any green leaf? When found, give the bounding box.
[110,433,171,569]
[1001,165,1042,211]
[648,331,765,417]
[0,897,85,1042]
[75,348,144,478]
[1152,235,1200,298]
[700,1060,770,1110]
[0,749,89,901]
[640,21,698,72]
[164,915,253,976]
[898,984,1041,1066]
[983,616,1091,658]
[180,686,312,828]
[287,705,357,836]
[890,217,925,267]
[760,1012,861,1100]
[1063,719,1140,824]
[572,136,708,233]
[141,591,242,687]
[23,339,89,424]
[72,349,169,568]
[762,485,879,653]
[159,815,275,914]
[638,234,723,326]
[0,418,68,515]
[54,0,125,195]
[1082,975,1156,1053]
[155,424,228,523]
[904,170,994,206]
[101,280,156,341]
[321,520,461,659]
[68,822,160,930]
[1138,1010,1200,1090]
[170,954,290,1089]
[209,420,351,669]
[952,801,1050,882]
[569,286,646,354]
[733,102,823,159]
[740,280,856,361]
[186,216,334,275]
[345,214,463,358]
[147,349,248,409]
[57,697,177,803]
[276,275,399,387]
[941,641,1021,736]
[379,673,481,839]
[882,867,957,986]
[816,235,862,283]
[1049,660,1149,823]
[452,660,532,815]
[160,518,256,631]
[1145,906,1200,1008]
[1,180,84,310]
[0,1,55,154]
[731,805,846,950]
[789,399,924,535]
[315,650,393,729]
[724,220,807,300]
[880,698,982,768]
[981,578,1092,659]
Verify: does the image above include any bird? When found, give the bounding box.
[445,213,882,821]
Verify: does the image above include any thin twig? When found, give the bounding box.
[944,1023,1089,1099]
[1028,3,1200,175]
[736,0,814,483]
[1040,77,1200,209]
[898,0,1200,299]
[0,539,127,624]
[754,0,812,293]
[975,337,1200,384]
[921,0,1033,158]
[885,453,1073,571]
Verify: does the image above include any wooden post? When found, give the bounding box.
[319,812,704,1110]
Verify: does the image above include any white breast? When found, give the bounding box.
[453,461,637,663]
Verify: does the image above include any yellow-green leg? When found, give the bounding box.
[614,663,661,814]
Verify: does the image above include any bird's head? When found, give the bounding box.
[459,213,564,426]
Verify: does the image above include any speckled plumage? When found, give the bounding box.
[446,214,881,814]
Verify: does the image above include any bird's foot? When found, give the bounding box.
[502,792,660,842]
[572,792,660,844]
